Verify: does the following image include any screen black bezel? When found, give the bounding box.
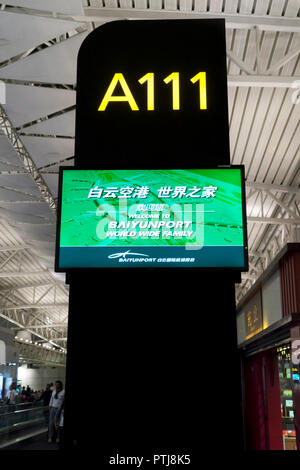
[55,165,248,273]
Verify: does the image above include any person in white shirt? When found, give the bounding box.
[48,380,65,444]
[55,396,65,448]
[7,384,18,405]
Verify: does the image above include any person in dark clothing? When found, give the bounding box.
[24,386,32,402]
[37,384,52,426]
[37,384,52,406]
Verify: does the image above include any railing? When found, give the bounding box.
[0,402,47,447]
[0,401,42,415]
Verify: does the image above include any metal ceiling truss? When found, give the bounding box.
[1,1,299,34]
[0,19,88,74]
[0,246,68,296]
[0,243,68,350]
[0,104,57,212]
[79,7,300,34]
[18,105,76,136]
[0,308,68,350]
[16,341,66,367]
[0,246,45,278]
[0,309,67,348]
[237,182,300,303]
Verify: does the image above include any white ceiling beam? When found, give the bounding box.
[248,251,267,260]
[1,303,68,310]
[248,216,300,225]
[265,42,300,75]
[81,8,300,32]
[227,50,256,75]
[16,323,67,329]
[5,1,83,16]
[0,244,30,252]
[0,200,45,203]
[49,337,67,341]
[32,285,54,306]
[0,281,65,292]
[23,288,55,326]
[246,182,300,195]
[0,170,34,175]
[0,250,20,270]
[227,76,299,88]
[0,312,64,348]
[0,105,57,213]
[265,190,298,219]
[241,273,257,281]
[0,185,39,199]
[16,342,66,366]
[5,4,299,33]
[0,270,47,278]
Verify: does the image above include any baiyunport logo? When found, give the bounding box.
[108,250,150,259]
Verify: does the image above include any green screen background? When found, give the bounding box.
[59,169,245,249]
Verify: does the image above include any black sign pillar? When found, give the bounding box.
[62,19,246,462]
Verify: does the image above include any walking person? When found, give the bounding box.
[48,380,65,444]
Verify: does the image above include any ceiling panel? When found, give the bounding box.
[256,90,300,183]
[164,0,177,10]
[7,0,84,15]
[0,135,24,169]
[194,1,208,12]
[0,201,55,224]
[231,87,261,165]
[0,207,53,225]
[0,11,84,63]
[179,0,193,11]
[104,0,119,7]
[209,0,223,13]
[132,0,148,8]
[0,173,42,198]
[27,239,55,258]
[284,1,300,16]
[0,189,39,202]
[11,222,56,242]
[119,0,134,8]
[21,136,74,168]
[149,0,163,10]
[241,0,255,14]
[3,85,75,128]
[22,110,75,136]
[0,32,88,84]
[224,0,239,13]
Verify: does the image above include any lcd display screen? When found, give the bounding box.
[55,167,248,270]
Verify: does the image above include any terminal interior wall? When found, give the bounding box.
[17,365,66,391]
